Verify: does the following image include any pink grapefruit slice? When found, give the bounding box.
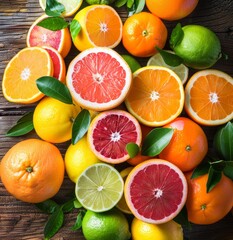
[66,47,132,111]
[87,110,142,164]
[124,159,188,224]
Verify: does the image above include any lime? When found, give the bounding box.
[85,0,115,4]
[75,163,124,212]
[121,54,141,73]
[172,25,221,69]
[82,208,131,240]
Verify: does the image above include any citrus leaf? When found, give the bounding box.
[126,142,140,158]
[36,76,73,104]
[62,198,75,213]
[127,0,145,16]
[206,166,222,193]
[115,0,127,7]
[17,111,34,123]
[70,19,81,42]
[141,128,174,156]
[74,199,83,209]
[72,109,91,145]
[223,161,233,180]
[45,0,65,16]
[210,160,226,171]
[71,210,86,231]
[173,206,191,230]
[37,17,68,31]
[170,23,184,49]
[127,0,134,8]
[191,160,210,179]
[36,199,59,214]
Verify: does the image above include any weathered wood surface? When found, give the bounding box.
[0,0,233,239]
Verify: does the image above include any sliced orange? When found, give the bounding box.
[184,69,233,126]
[2,47,53,104]
[125,66,184,127]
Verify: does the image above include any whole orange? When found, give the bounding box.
[146,0,199,21]
[122,12,167,57]
[185,172,233,224]
[0,139,65,203]
[159,117,208,172]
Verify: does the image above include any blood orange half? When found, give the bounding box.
[87,110,142,164]
[66,47,132,111]
[124,159,188,224]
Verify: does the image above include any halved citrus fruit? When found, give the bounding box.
[75,163,124,212]
[2,47,53,104]
[87,110,142,164]
[125,66,185,127]
[26,14,71,58]
[72,5,122,51]
[184,69,233,126]
[66,47,132,111]
[124,159,188,224]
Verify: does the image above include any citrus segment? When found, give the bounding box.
[66,47,132,111]
[87,110,142,164]
[2,47,53,104]
[125,66,184,127]
[124,159,188,224]
[75,163,124,212]
[184,69,233,126]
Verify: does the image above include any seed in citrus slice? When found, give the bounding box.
[72,5,122,51]
[124,159,188,224]
[87,110,142,164]
[147,50,189,84]
[75,163,124,212]
[26,14,71,58]
[66,47,132,111]
[2,47,53,104]
[39,0,83,17]
[125,66,184,127]
[184,69,233,126]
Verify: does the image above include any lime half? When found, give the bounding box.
[75,163,124,212]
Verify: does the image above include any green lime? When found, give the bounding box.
[121,54,141,73]
[172,25,222,69]
[82,208,131,240]
[85,0,115,4]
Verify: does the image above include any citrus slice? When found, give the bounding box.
[26,14,71,58]
[39,0,83,17]
[73,5,122,51]
[87,110,142,164]
[66,47,132,111]
[125,66,185,127]
[147,50,189,84]
[2,47,53,104]
[184,69,233,126]
[124,159,188,224]
[75,163,124,212]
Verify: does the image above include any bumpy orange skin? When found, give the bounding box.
[159,117,208,172]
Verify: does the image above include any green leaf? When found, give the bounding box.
[126,142,140,158]
[191,160,210,179]
[44,207,64,239]
[210,160,226,172]
[36,199,59,214]
[37,17,68,31]
[72,109,91,145]
[206,166,222,193]
[71,210,86,231]
[170,23,184,49]
[62,198,75,213]
[132,0,145,14]
[17,111,34,123]
[141,128,174,156]
[127,0,134,8]
[115,0,127,7]
[173,206,191,230]
[45,0,65,17]
[70,19,81,42]
[74,199,83,209]
[223,161,233,180]
[36,76,73,104]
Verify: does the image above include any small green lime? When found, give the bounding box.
[82,208,131,240]
[172,25,222,69]
[121,54,141,73]
[85,0,115,4]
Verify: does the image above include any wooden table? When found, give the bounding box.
[0,0,233,239]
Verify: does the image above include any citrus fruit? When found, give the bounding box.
[0,139,64,203]
[82,208,131,240]
[2,46,53,104]
[72,5,122,51]
[66,47,132,111]
[122,12,167,57]
[87,110,142,164]
[147,50,189,84]
[184,69,233,126]
[131,218,183,240]
[75,163,124,212]
[64,135,101,183]
[146,0,199,21]
[159,117,208,172]
[39,0,83,17]
[124,159,188,224]
[26,14,72,58]
[171,25,221,69]
[125,66,185,127]
[121,54,141,73]
[185,172,233,224]
[33,97,81,143]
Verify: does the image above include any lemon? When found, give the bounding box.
[131,218,183,240]
[121,54,141,73]
[65,135,101,183]
[82,208,131,240]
